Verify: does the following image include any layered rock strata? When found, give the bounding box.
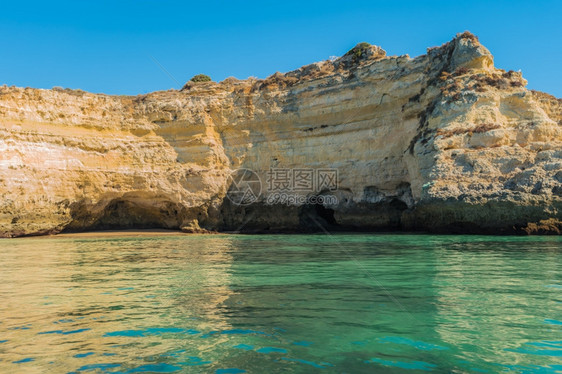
[1,32,560,237]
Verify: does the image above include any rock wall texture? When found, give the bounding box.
[1,32,561,237]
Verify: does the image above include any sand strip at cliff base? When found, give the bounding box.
[36,229,196,239]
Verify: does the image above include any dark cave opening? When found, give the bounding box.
[315,203,337,225]
[299,202,338,230]
[64,196,184,232]
[388,198,408,212]
[94,199,172,230]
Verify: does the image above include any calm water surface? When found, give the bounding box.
[0,234,560,373]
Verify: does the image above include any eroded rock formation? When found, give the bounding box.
[1,32,561,237]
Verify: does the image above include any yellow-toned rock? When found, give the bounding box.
[0,32,561,237]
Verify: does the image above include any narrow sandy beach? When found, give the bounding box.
[38,229,194,239]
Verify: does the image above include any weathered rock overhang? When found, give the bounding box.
[0,32,561,237]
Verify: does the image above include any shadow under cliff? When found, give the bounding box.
[59,191,562,236]
[62,192,190,233]
[214,198,411,234]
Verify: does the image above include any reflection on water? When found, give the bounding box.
[0,234,560,373]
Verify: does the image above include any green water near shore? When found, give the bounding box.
[0,234,560,373]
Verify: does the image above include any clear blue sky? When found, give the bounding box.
[1,0,560,96]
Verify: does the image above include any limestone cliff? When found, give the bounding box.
[1,32,561,237]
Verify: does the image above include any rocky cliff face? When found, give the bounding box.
[1,32,561,237]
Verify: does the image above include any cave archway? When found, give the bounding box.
[93,198,181,230]
[299,201,338,231]
[64,193,186,232]
[315,203,337,225]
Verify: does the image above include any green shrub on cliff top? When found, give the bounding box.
[190,74,212,83]
[345,42,371,62]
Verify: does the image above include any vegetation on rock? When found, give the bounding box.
[190,74,212,83]
[344,42,372,62]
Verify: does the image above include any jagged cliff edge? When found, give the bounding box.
[1,32,561,237]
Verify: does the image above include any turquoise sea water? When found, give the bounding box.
[0,234,560,373]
